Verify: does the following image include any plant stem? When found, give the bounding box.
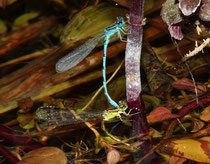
[125,0,159,164]
[125,0,148,136]
[125,1,160,162]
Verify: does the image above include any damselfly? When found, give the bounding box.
[102,17,127,108]
[55,17,128,108]
[36,104,128,129]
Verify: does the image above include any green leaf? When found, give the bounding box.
[17,109,35,130]
[60,3,128,45]
[94,138,104,154]
[0,19,7,34]
[103,136,118,144]
[0,0,16,8]
[12,12,39,30]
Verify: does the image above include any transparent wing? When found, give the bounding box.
[36,106,102,128]
[56,32,104,73]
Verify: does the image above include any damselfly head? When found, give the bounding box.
[116,16,125,27]
[118,100,127,109]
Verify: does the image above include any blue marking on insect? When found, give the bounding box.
[56,17,128,108]
[103,17,127,108]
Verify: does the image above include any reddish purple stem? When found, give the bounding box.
[125,0,149,136]
[125,0,160,163]
[178,95,210,116]
[0,125,31,145]
[0,125,42,163]
[0,145,18,164]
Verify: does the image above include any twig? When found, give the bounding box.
[184,38,210,59]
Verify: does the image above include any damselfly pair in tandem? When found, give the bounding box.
[36,103,129,129]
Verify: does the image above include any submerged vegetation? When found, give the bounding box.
[0,0,209,163]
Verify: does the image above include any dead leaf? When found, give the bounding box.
[165,138,210,163]
[190,118,205,132]
[200,136,210,142]
[113,0,130,7]
[200,106,210,122]
[147,107,179,124]
[169,155,187,164]
[181,116,205,132]
[192,123,210,137]
[17,97,33,112]
[172,78,207,95]
[17,147,67,164]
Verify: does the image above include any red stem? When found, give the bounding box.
[0,145,19,163]
[178,95,210,116]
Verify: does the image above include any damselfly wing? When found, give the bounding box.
[36,106,103,129]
